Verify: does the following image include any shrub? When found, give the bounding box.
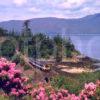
[20,58,26,66]
[30,81,100,100]
[1,40,15,58]
[12,54,21,64]
[24,64,31,70]
[0,58,29,98]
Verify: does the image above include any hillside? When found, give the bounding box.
[0,13,100,35]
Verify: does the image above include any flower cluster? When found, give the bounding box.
[31,81,100,100]
[0,58,29,97]
[79,82,97,100]
[0,58,99,100]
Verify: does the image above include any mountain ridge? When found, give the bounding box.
[0,13,100,35]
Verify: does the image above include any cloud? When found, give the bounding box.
[28,7,41,13]
[0,0,100,21]
[13,0,28,6]
[57,0,86,9]
[0,0,13,6]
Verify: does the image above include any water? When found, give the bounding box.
[69,34,100,59]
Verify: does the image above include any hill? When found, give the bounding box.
[0,13,100,35]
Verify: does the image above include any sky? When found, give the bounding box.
[0,0,100,21]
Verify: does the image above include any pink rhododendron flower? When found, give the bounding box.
[13,78,21,83]
[38,91,45,100]
[70,94,80,100]
[8,73,14,79]
[9,63,16,68]
[14,69,21,74]
[31,89,38,97]
[57,92,63,99]
[22,77,29,82]
[1,70,8,76]
[50,90,57,100]
[18,89,25,94]
[85,82,96,91]
[11,91,19,96]
[96,80,100,87]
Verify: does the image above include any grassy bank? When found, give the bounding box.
[50,71,100,94]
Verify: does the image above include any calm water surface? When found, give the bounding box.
[70,34,100,59]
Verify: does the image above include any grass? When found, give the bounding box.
[0,96,8,100]
[50,71,100,94]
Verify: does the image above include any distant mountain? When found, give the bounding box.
[0,13,100,36]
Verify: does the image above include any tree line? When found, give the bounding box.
[0,20,79,62]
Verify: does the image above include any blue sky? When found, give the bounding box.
[0,0,100,21]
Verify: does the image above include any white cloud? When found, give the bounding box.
[94,0,100,6]
[81,6,100,16]
[13,0,28,6]
[0,0,100,21]
[29,7,41,13]
[0,0,13,5]
[57,0,86,9]
[0,0,28,6]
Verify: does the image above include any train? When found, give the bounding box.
[28,58,51,71]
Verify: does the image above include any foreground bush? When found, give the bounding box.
[30,81,100,100]
[0,58,29,98]
[0,58,99,100]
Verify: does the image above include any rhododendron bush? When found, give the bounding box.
[30,82,100,100]
[0,58,99,100]
[0,58,29,97]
